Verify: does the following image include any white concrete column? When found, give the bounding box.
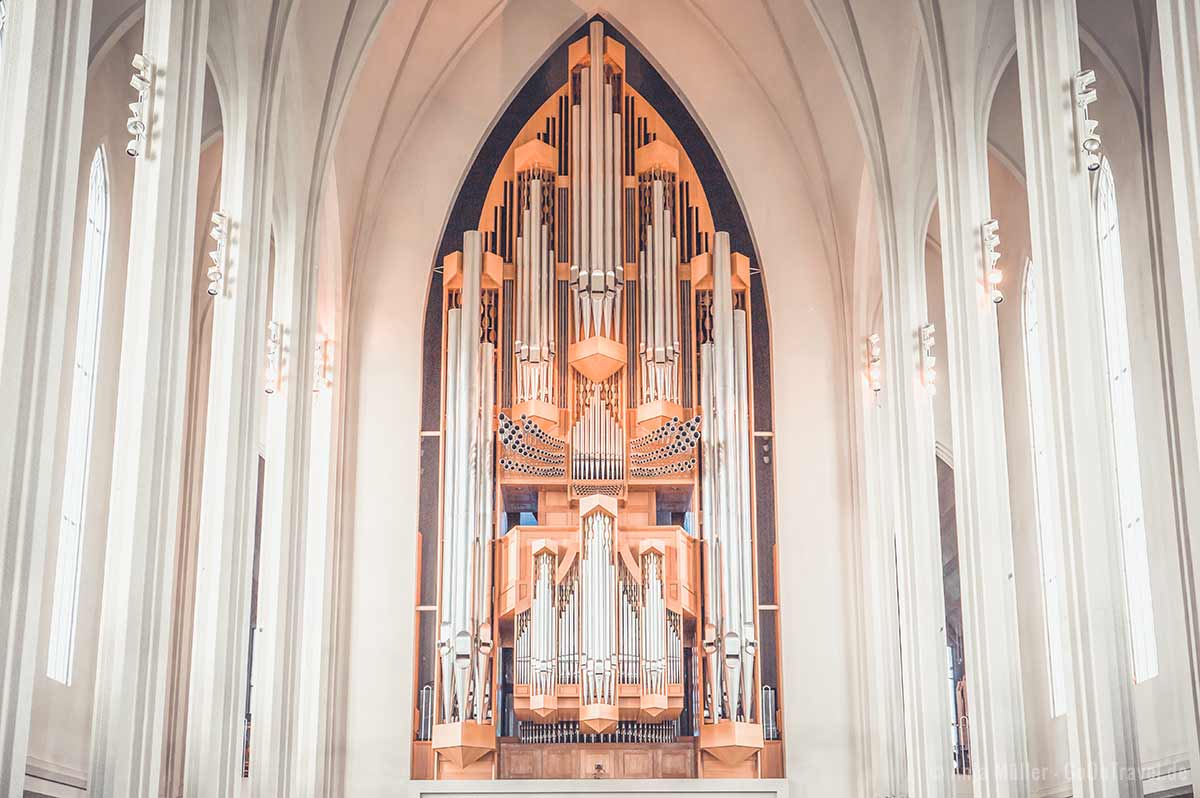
[878,204,954,796]
[858,367,908,798]
[88,1,211,795]
[0,1,92,795]
[1155,0,1200,782]
[917,3,1031,794]
[183,91,273,797]
[1012,2,1141,796]
[249,213,320,798]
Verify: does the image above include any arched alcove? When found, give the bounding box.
[334,1,857,792]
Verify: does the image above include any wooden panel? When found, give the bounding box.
[580,750,615,779]
[619,748,655,779]
[761,740,784,778]
[436,755,494,780]
[542,747,578,779]
[700,751,758,779]
[659,748,694,778]
[503,747,540,779]
[412,742,434,780]
[498,741,697,779]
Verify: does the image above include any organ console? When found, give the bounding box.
[415,19,783,781]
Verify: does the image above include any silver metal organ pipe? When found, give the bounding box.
[438,312,462,720]
[733,308,757,717]
[473,338,496,721]
[436,232,493,724]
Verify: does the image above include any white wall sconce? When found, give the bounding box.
[920,323,937,397]
[207,211,228,296]
[1073,69,1102,172]
[265,321,282,394]
[981,218,1003,304]
[313,337,334,392]
[127,53,153,158]
[865,334,882,395]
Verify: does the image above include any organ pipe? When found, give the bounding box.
[570,21,624,340]
[699,232,757,723]
[515,172,556,403]
[436,231,496,724]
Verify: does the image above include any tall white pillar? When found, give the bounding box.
[183,91,274,797]
[0,1,92,795]
[878,203,954,797]
[858,368,908,798]
[248,214,320,798]
[88,1,211,795]
[917,3,1031,794]
[1155,1,1200,784]
[1012,2,1141,796]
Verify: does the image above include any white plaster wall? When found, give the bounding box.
[338,1,858,794]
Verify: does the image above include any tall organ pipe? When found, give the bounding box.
[436,231,494,724]
[698,232,757,723]
[570,21,623,340]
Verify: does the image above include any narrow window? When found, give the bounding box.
[47,147,109,684]
[1023,260,1068,718]
[1093,158,1158,682]
[242,455,266,777]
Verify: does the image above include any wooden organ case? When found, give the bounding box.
[414,20,784,782]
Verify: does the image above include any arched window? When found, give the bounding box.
[47,147,109,684]
[1093,157,1158,682]
[0,2,9,59]
[1023,259,1068,717]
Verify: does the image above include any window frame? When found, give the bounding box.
[47,146,110,685]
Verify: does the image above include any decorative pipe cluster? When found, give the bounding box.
[499,413,566,477]
[640,551,668,694]
[531,551,557,697]
[517,719,679,745]
[580,511,617,705]
[629,458,696,479]
[515,170,557,403]
[630,428,699,465]
[569,21,625,339]
[618,562,641,684]
[570,387,625,480]
[699,232,758,724]
[499,459,564,479]
[638,169,681,403]
[499,413,565,451]
[436,231,497,724]
[630,415,700,449]
[557,565,580,684]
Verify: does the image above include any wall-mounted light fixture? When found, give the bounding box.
[207,211,228,296]
[920,323,937,397]
[265,321,282,394]
[313,337,334,392]
[1073,69,1102,172]
[866,334,882,395]
[981,218,1003,304]
[126,53,153,158]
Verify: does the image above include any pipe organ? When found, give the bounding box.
[420,20,782,781]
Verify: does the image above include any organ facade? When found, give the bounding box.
[412,20,784,781]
